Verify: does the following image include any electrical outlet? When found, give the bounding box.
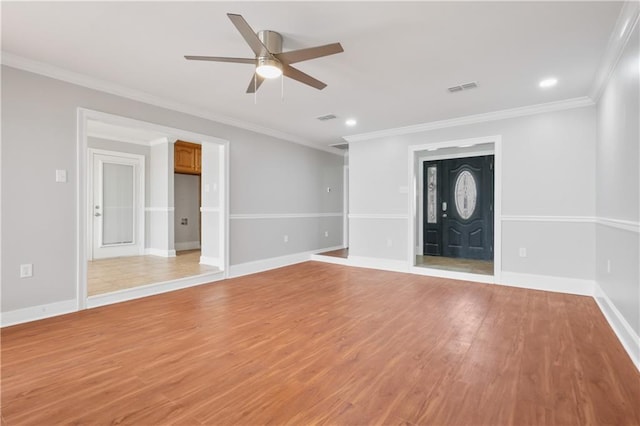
[181,218,188,225]
[283,235,289,243]
[20,264,33,278]
[519,248,527,258]
[324,231,329,237]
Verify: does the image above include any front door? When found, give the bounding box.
[90,150,144,260]
[423,155,493,260]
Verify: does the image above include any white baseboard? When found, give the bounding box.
[593,282,640,371]
[200,256,221,267]
[310,254,351,266]
[175,241,201,251]
[409,266,495,284]
[145,248,176,257]
[345,256,410,273]
[229,252,311,278]
[1,299,77,327]
[499,271,594,296]
[228,245,344,278]
[88,271,224,309]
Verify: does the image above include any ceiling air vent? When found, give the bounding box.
[448,81,478,93]
[330,143,349,150]
[316,113,337,121]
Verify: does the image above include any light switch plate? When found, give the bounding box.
[20,264,33,278]
[55,169,67,183]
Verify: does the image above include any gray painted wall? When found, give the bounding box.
[349,106,597,283]
[1,66,344,312]
[174,173,201,247]
[596,22,639,335]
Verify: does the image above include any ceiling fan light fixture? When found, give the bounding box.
[256,57,282,79]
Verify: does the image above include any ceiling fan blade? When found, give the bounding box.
[184,55,255,64]
[227,13,269,57]
[275,43,344,65]
[282,64,327,90]
[246,73,265,94]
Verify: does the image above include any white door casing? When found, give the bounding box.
[88,149,145,260]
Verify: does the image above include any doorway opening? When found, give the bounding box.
[408,136,502,283]
[77,109,229,308]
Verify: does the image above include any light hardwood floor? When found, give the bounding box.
[2,262,639,425]
[88,250,219,296]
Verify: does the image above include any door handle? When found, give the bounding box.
[94,212,102,217]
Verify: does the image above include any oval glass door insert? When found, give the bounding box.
[454,170,477,220]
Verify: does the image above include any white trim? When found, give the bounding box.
[408,135,503,283]
[145,248,177,257]
[228,246,341,278]
[410,266,495,284]
[88,148,146,260]
[87,272,224,309]
[199,256,221,267]
[502,215,596,223]
[593,281,640,371]
[87,131,152,146]
[343,165,349,248]
[500,272,594,296]
[596,217,640,233]
[342,256,409,273]
[78,108,230,310]
[1,299,77,327]
[175,241,200,251]
[1,52,343,156]
[230,213,343,220]
[149,137,175,147]
[228,252,312,278]
[590,1,640,101]
[348,213,409,220]
[500,215,639,233]
[344,97,594,142]
[200,206,221,213]
[145,207,175,212]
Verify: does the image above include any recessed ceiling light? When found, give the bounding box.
[539,78,558,88]
[345,118,357,126]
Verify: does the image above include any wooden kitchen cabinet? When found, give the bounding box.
[174,141,201,175]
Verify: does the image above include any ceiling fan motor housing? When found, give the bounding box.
[257,30,283,54]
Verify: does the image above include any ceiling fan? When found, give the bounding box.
[185,13,344,93]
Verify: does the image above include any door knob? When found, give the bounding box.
[442,213,448,218]
[94,212,102,217]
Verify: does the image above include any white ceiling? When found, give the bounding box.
[1,1,623,149]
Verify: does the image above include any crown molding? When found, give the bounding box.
[0,51,344,156]
[343,97,594,143]
[590,1,640,102]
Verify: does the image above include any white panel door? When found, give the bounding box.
[91,151,144,259]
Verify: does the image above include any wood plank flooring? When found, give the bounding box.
[88,250,219,296]
[2,262,639,425]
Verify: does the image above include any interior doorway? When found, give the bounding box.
[77,109,229,308]
[408,136,502,283]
